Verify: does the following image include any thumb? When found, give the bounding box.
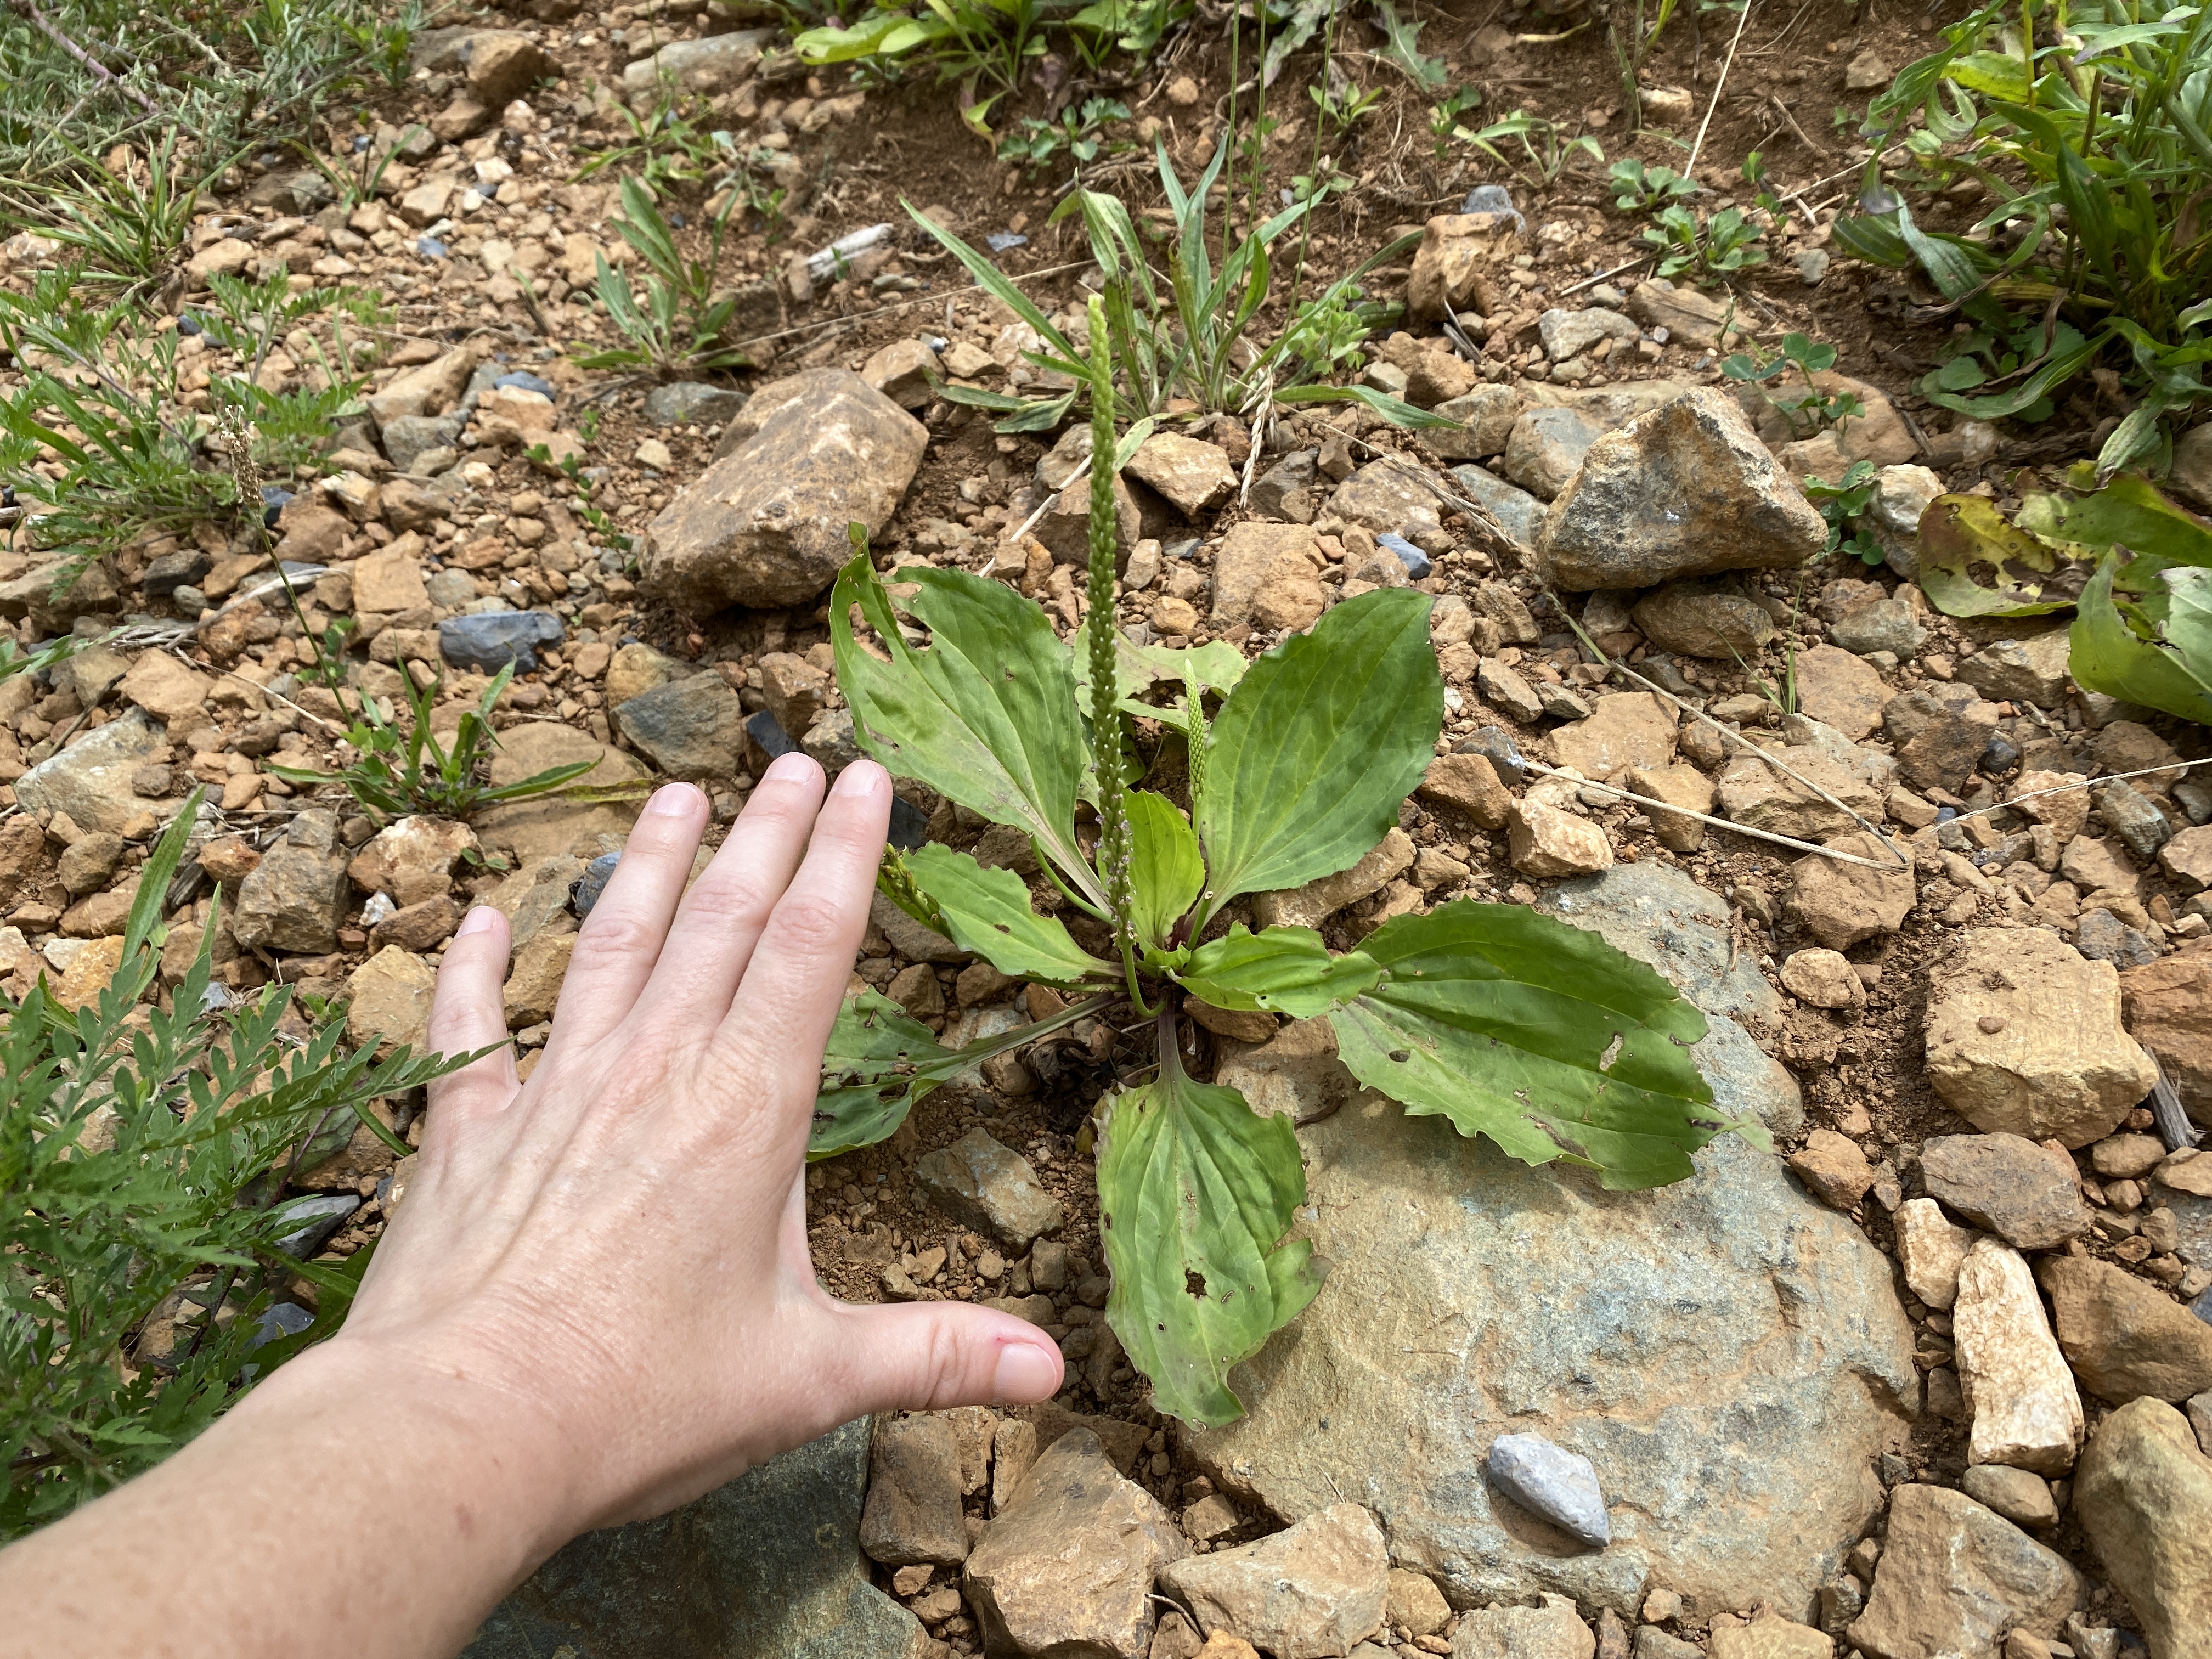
[826,1301,1065,1417]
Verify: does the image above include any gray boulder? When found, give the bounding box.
[1188,864,1915,1620]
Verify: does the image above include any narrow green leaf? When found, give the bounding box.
[1125,791,1203,947]
[123,786,204,960]
[1174,924,1380,1018]
[832,550,1102,905]
[1097,1063,1320,1426]
[1326,900,1757,1190]
[907,844,1116,984]
[1195,589,1441,919]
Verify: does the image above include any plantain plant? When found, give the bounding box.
[815,296,1768,1426]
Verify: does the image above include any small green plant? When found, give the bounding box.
[814,297,1768,1426]
[0,271,381,595]
[2,791,475,1535]
[267,661,605,823]
[1427,85,1484,156]
[1915,473,2212,723]
[1720,330,1863,437]
[1608,156,1699,214]
[794,0,1056,136]
[1069,0,1189,62]
[1607,0,1679,132]
[0,633,83,686]
[579,178,751,377]
[1448,110,1605,189]
[1369,0,1452,94]
[572,98,731,190]
[996,96,1134,175]
[1309,77,1384,133]
[1803,460,1885,566]
[908,137,1444,432]
[1838,0,2212,467]
[0,133,203,295]
[1740,150,1792,235]
[292,124,420,212]
[1641,202,1766,284]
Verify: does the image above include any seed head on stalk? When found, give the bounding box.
[1083,293,1152,1014]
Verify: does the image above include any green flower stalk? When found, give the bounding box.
[1084,292,1151,1013]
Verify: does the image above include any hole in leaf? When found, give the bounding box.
[1598,1031,1623,1072]
[1184,1269,1208,1299]
[1388,1049,1411,1063]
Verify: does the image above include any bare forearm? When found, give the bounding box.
[0,1343,566,1659]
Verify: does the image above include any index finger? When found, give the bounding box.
[711,760,893,1133]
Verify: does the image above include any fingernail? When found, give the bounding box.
[646,782,701,816]
[832,759,885,798]
[763,752,816,785]
[456,906,499,938]
[991,1340,1061,1403]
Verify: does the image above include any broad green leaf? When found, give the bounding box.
[1195,589,1440,921]
[1096,1063,1320,1425]
[906,844,1115,985]
[2018,475,2212,568]
[1125,791,1203,947]
[1173,924,1379,1018]
[812,990,956,1160]
[832,551,1103,906]
[1326,901,1760,1190]
[810,989,1108,1160]
[1915,494,2083,617]
[2068,552,2212,726]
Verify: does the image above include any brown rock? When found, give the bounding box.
[352,547,430,614]
[1508,800,1613,877]
[1926,928,2159,1147]
[1126,433,1237,516]
[1625,763,1713,852]
[1790,831,1915,950]
[1251,828,1414,929]
[1847,1484,2081,1659]
[1210,522,1328,629]
[1417,752,1513,829]
[1407,212,1520,322]
[1781,948,1863,1011]
[1920,1133,2090,1251]
[1957,1238,2084,1475]
[1157,1503,1389,1659]
[347,815,478,906]
[2071,1396,2212,1659]
[1449,1594,1593,1659]
[642,369,927,611]
[474,723,647,864]
[2119,940,2212,1127]
[57,831,124,896]
[1793,645,1889,742]
[364,341,482,429]
[232,808,349,955]
[860,337,939,409]
[0,815,45,905]
[2037,1256,2212,1403]
[503,930,574,1029]
[1708,1614,1833,1659]
[963,1429,1187,1659]
[1787,1128,1874,1209]
[755,650,830,737]
[1630,585,1775,660]
[1549,692,1675,780]
[1537,389,1826,591]
[198,834,262,883]
[116,652,213,724]
[370,895,462,952]
[54,935,128,1012]
[345,945,437,1054]
[1895,1197,1972,1311]
[860,1413,969,1567]
[1186,999,1276,1042]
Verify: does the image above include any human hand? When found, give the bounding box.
[325,754,1064,1540]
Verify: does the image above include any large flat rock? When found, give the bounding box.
[462,1418,927,1658]
[1188,865,1916,1621]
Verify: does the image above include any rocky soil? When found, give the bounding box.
[5,3,2212,1658]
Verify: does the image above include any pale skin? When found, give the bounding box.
[0,754,1066,1659]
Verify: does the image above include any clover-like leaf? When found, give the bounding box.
[906,844,1116,985]
[1173,924,1379,1018]
[1096,1060,1321,1426]
[832,550,1102,906]
[1327,900,1759,1190]
[1194,588,1440,921]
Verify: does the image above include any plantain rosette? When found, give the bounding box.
[813,535,1764,1426]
